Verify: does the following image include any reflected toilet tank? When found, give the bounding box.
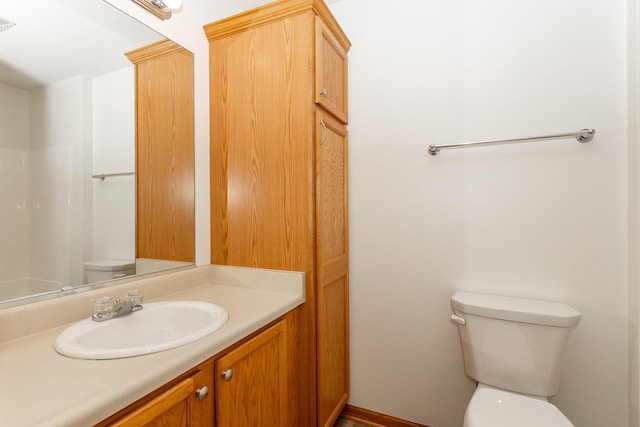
[83,260,136,284]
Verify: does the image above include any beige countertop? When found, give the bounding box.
[0,265,305,427]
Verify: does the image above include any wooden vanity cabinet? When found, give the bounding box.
[125,40,195,263]
[205,1,350,425]
[97,317,292,427]
[215,320,288,426]
[96,359,214,427]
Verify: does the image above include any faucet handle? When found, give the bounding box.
[94,296,114,315]
[125,290,143,312]
[126,289,143,301]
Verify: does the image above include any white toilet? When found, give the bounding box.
[450,291,581,427]
[83,259,136,284]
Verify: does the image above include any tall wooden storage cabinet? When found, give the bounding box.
[126,40,195,262]
[205,0,350,425]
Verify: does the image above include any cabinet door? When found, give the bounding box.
[315,111,349,427]
[215,321,288,426]
[105,362,213,427]
[209,12,314,271]
[128,40,195,262]
[315,17,348,124]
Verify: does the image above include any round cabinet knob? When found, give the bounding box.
[320,88,328,97]
[195,386,209,401]
[222,369,233,381]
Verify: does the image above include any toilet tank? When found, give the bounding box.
[83,260,136,284]
[451,291,581,397]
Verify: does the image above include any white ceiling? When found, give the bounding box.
[0,0,163,89]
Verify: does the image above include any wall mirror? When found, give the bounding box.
[0,0,194,307]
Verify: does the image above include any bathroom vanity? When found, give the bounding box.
[0,265,304,426]
[97,318,288,426]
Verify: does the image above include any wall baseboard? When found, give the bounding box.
[340,404,430,427]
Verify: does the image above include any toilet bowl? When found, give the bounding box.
[464,384,573,427]
[450,291,581,427]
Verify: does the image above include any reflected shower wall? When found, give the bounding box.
[0,69,138,299]
[0,76,89,294]
[0,278,62,302]
[0,148,29,283]
[29,145,72,285]
[0,146,70,298]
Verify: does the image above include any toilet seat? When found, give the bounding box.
[464,384,574,427]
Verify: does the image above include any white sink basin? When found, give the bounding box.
[54,301,228,359]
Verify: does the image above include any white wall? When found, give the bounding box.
[0,84,29,150]
[28,145,72,284]
[629,1,640,425]
[330,0,629,426]
[29,76,91,286]
[105,0,633,426]
[0,84,29,281]
[1,69,136,287]
[92,67,136,262]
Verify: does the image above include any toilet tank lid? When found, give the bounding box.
[451,292,581,328]
[84,260,136,271]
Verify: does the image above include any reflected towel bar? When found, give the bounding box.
[92,172,135,181]
[428,128,596,156]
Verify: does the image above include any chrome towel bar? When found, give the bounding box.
[428,128,596,156]
[92,172,135,181]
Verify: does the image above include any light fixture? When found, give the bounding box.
[130,0,182,20]
[161,0,183,9]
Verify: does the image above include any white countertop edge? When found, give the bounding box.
[209,264,307,295]
[0,265,305,427]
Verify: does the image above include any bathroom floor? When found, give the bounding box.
[334,418,371,427]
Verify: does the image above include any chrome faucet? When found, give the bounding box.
[92,291,143,322]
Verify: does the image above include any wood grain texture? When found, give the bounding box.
[340,405,431,427]
[203,0,350,54]
[99,360,214,427]
[333,419,371,427]
[207,1,350,425]
[128,41,195,262]
[209,13,317,423]
[109,378,193,427]
[215,320,288,426]
[316,111,349,427]
[125,39,184,63]
[210,13,314,271]
[315,17,348,123]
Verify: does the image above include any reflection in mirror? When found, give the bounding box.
[0,0,193,306]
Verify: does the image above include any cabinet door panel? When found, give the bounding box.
[106,362,213,427]
[209,13,314,271]
[215,321,288,426]
[315,17,348,123]
[317,275,348,426]
[129,41,195,262]
[109,378,191,427]
[316,111,349,426]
